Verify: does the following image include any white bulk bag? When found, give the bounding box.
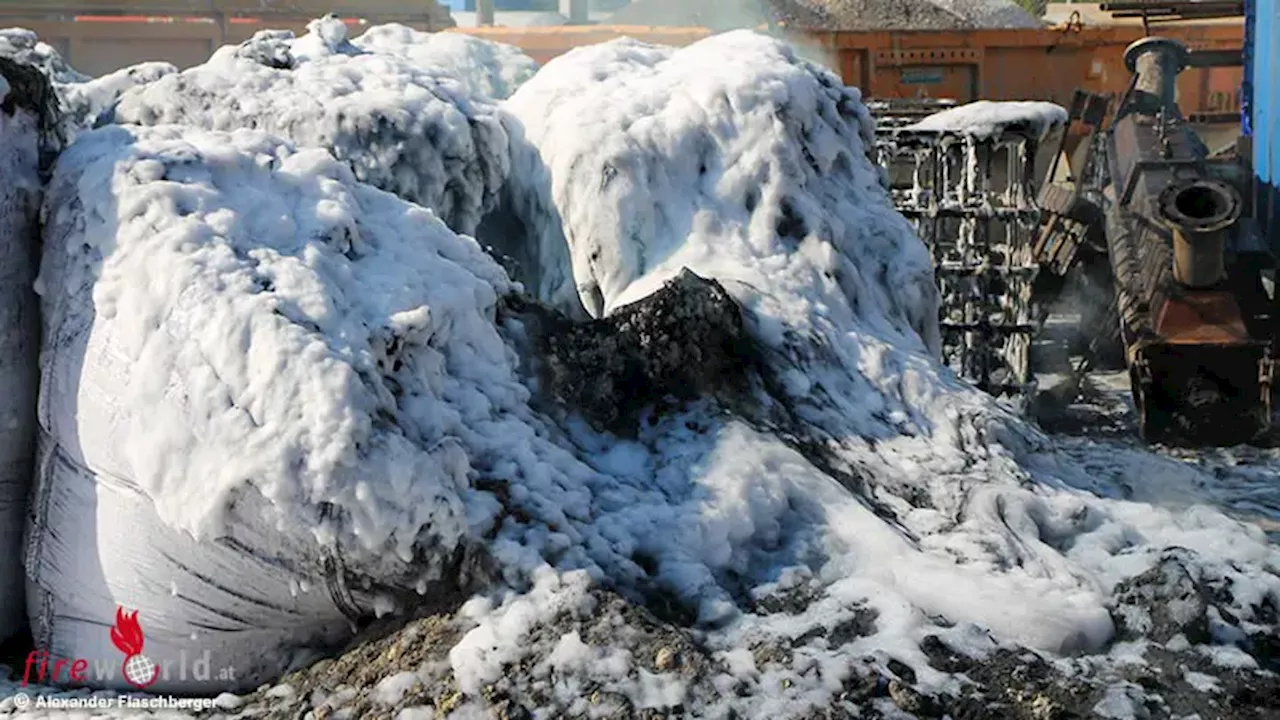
[29,123,514,693]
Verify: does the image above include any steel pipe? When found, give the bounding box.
[1157,179,1242,288]
[1123,36,1190,110]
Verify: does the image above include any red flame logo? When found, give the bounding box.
[110,607,146,656]
[111,606,159,689]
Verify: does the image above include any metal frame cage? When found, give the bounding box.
[874,118,1044,403]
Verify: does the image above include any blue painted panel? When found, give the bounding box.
[1244,0,1253,135]
[1254,0,1280,244]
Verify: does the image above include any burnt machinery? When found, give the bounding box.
[1092,37,1276,444]
[1034,89,1129,379]
[870,40,1277,446]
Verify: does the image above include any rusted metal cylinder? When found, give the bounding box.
[1123,36,1190,111]
[1157,180,1242,288]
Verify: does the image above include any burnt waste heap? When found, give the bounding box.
[504,269,759,435]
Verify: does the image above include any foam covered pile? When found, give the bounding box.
[0,28,176,137]
[906,99,1069,139]
[499,31,939,344]
[36,124,519,607]
[111,17,509,235]
[352,24,538,100]
[433,29,1279,715]
[59,62,178,133]
[0,29,86,84]
[8,21,1280,719]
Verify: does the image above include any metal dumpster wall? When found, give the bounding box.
[459,25,1245,122]
[0,16,1248,132]
[1252,0,1280,242]
[815,27,1243,120]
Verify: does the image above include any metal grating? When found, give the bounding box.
[873,123,1044,402]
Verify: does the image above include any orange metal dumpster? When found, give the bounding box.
[0,3,1246,129]
[453,21,1245,124]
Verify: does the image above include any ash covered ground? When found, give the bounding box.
[1041,364,1280,548]
[0,17,1277,720]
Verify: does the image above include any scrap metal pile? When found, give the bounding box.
[873,99,1044,403]
[871,36,1279,447]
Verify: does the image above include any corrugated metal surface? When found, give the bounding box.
[1252,0,1280,243]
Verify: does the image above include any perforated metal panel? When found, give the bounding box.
[874,123,1043,402]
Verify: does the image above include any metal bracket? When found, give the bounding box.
[1187,49,1244,68]
[1134,356,1154,387]
[1261,356,1276,419]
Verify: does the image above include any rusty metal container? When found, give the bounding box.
[450,17,1246,170]
[0,4,1245,126]
[453,18,1245,126]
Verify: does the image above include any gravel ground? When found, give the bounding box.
[206,574,1280,720]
